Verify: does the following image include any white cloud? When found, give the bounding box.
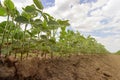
[94,35,120,52]
[44,0,109,32]
[102,0,120,17]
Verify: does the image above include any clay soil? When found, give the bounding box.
[0,54,120,80]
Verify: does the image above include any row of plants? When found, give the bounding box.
[0,0,109,60]
[115,50,120,54]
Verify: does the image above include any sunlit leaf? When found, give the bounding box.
[4,0,15,10]
[57,19,70,26]
[33,0,43,10]
[0,6,6,16]
[43,19,47,25]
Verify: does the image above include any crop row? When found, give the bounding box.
[0,0,109,60]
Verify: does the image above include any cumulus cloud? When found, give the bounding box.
[44,0,108,31]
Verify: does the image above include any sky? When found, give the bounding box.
[0,0,120,52]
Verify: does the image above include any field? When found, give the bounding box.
[0,0,120,80]
[0,54,120,80]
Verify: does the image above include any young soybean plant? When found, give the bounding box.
[14,0,48,60]
[0,0,19,58]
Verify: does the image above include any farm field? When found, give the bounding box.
[0,0,120,80]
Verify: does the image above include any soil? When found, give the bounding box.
[0,54,120,80]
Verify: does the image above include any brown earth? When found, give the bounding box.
[0,54,120,80]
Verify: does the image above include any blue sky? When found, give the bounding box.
[80,0,97,4]
[41,0,98,7]
[0,0,120,52]
[41,0,55,8]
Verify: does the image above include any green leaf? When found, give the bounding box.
[44,13,54,19]
[13,30,24,40]
[31,28,39,36]
[0,21,6,29]
[4,0,15,10]
[34,19,42,25]
[42,20,47,27]
[0,6,6,16]
[33,0,44,10]
[57,20,70,26]
[40,35,47,39]
[15,16,29,23]
[0,27,3,33]
[24,5,36,13]
[10,8,20,17]
[42,13,48,22]
[49,38,56,44]
[21,12,31,19]
[22,12,31,19]
[48,20,59,27]
[8,21,15,30]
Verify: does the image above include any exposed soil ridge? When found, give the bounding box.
[0,54,120,80]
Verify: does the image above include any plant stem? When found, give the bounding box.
[21,24,28,60]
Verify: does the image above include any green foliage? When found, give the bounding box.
[24,5,36,13]
[0,6,6,16]
[0,0,109,60]
[4,0,15,10]
[15,16,29,23]
[33,0,43,10]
